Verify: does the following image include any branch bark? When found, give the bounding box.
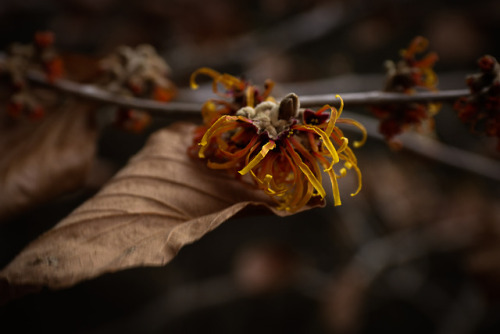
[299,89,469,108]
[26,71,202,119]
[26,69,470,114]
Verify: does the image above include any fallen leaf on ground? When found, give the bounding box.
[0,122,319,303]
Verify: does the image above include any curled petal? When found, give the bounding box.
[190,67,221,90]
[218,135,259,159]
[217,73,246,90]
[280,147,307,211]
[314,153,341,206]
[199,115,241,158]
[336,94,344,118]
[294,124,339,167]
[254,173,277,194]
[250,169,288,196]
[285,140,325,198]
[337,136,349,153]
[190,67,245,95]
[336,118,367,148]
[323,105,336,137]
[347,163,362,196]
[246,85,255,107]
[288,136,322,178]
[325,95,343,136]
[294,182,314,211]
[403,36,428,59]
[239,140,276,175]
[307,132,319,153]
[339,151,362,196]
[251,153,287,195]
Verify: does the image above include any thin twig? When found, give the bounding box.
[343,111,500,182]
[299,89,470,108]
[27,70,470,113]
[27,71,202,119]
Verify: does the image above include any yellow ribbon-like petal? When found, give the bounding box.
[239,140,276,175]
[336,118,367,148]
[297,125,339,168]
[199,115,254,158]
[190,67,221,90]
[285,141,325,198]
[198,116,238,158]
[325,95,343,137]
[190,67,244,95]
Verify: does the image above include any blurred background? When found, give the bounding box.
[1,0,500,333]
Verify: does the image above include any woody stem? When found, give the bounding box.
[25,69,469,115]
[299,89,469,108]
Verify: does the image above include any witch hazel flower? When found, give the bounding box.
[189,67,276,154]
[196,92,366,212]
[99,44,176,133]
[1,31,64,120]
[190,67,275,122]
[454,55,500,151]
[371,36,440,144]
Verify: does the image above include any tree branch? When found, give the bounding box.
[23,70,500,182]
[343,111,500,182]
[26,69,469,113]
[26,71,202,119]
[299,89,469,108]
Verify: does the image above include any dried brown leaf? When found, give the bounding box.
[0,122,318,301]
[0,96,97,221]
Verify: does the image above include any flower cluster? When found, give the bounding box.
[371,36,440,143]
[191,69,366,212]
[98,44,177,132]
[454,55,500,151]
[0,31,64,119]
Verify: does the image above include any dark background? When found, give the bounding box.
[1,0,500,333]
